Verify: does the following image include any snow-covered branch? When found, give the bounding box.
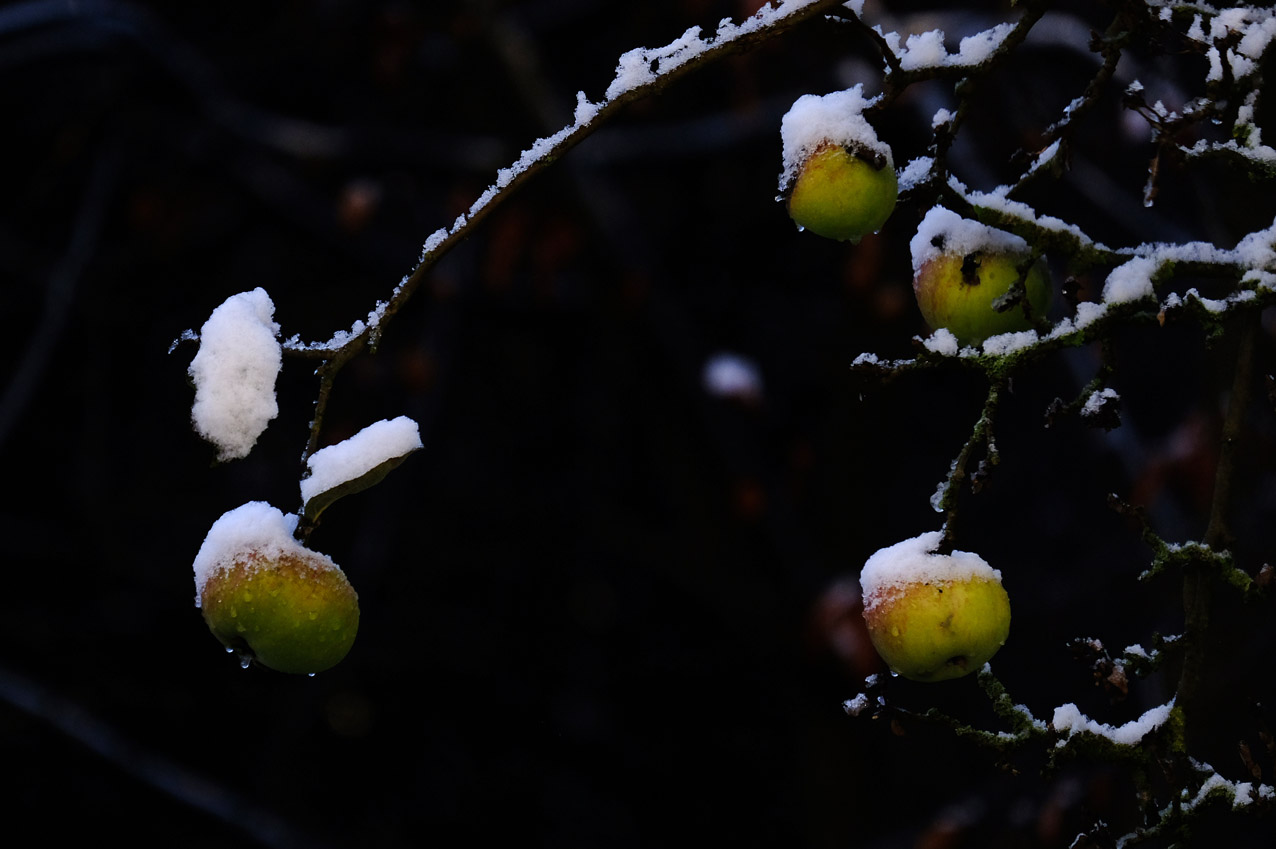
[282,0,851,363]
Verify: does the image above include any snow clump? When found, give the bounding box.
[1102,256,1158,305]
[1051,699,1175,746]
[779,85,891,191]
[191,502,332,606]
[982,330,1039,357]
[922,328,960,356]
[188,288,282,461]
[897,155,934,193]
[860,531,1002,605]
[606,26,707,100]
[878,23,1016,72]
[1082,387,1121,418]
[909,206,1030,273]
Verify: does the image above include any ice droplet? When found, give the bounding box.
[930,480,946,512]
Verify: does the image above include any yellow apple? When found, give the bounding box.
[860,532,1010,682]
[913,250,1051,347]
[201,549,359,675]
[786,142,897,242]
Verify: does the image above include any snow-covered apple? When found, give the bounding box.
[913,251,1050,346]
[786,142,898,242]
[859,531,1010,682]
[909,206,1051,347]
[201,550,359,674]
[194,502,359,674]
[779,87,897,243]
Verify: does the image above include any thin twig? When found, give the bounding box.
[0,663,327,849]
[0,128,120,449]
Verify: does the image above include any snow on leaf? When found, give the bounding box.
[301,416,423,522]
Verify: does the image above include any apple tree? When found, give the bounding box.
[173,1,1276,845]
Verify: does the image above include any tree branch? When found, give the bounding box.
[283,0,851,456]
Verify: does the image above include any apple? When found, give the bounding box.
[786,142,897,242]
[913,249,1051,347]
[201,548,360,675]
[859,531,1010,682]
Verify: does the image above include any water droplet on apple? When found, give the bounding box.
[239,656,252,670]
[889,670,899,678]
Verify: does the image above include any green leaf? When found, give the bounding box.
[301,449,418,523]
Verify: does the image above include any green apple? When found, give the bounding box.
[860,532,1010,682]
[786,142,897,242]
[201,549,359,674]
[913,250,1051,347]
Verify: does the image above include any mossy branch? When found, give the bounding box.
[934,380,1004,553]
[1177,312,1259,748]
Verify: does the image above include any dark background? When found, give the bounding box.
[2,1,1275,846]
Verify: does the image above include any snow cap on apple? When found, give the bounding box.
[193,502,359,674]
[860,531,1010,682]
[779,86,897,242]
[910,206,1051,347]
